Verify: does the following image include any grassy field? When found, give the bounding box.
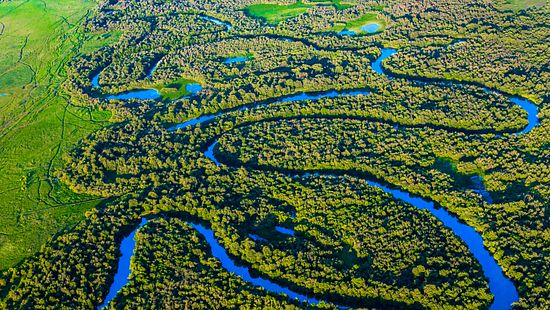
[245,1,355,24]
[0,0,111,269]
[333,13,386,34]
[498,0,546,10]
[245,2,313,24]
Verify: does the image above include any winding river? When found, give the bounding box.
[99,40,541,308]
[99,218,148,309]
[183,48,537,309]
[190,223,320,304]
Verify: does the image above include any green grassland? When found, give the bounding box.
[245,2,313,24]
[79,30,123,54]
[498,0,546,10]
[333,13,386,34]
[157,78,200,101]
[245,0,355,24]
[310,0,354,10]
[0,0,111,269]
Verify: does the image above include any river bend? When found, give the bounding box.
[99,39,541,309]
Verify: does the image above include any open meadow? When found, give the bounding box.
[0,0,111,269]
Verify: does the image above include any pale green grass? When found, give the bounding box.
[0,0,112,269]
[80,30,123,54]
[333,13,386,34]
[498,0,546,10]
[245,1,356,24]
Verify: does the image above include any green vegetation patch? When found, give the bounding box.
[156,78,199,101]
[245,1,356,24]
[498,0,546,10]
[333,13,386,34]
[310,0,355,10]
[244,2,313,24]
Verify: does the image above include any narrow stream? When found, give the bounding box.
[200,15,232,30]
[224,56,249,64]
[147,58,162,79]
[168,88,370,131]
[190,222,320,304]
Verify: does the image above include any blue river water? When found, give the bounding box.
[92,72,201,101]
[91,71,161,100]
[374,49,539,137]
[107,89,161,101]
[200,15,232,30]
[509,97,539,135]
[99,218,148,309]
[225,56,249,64]
[202,139,521,309]
[100,41,542,308]
[91,73,101,88]
[190,222,320,304]
[204,141,221,165]
[193,47,537,309]
[275,226,295,236]
[338,30,357,36]
[363,180,518,310]
[371,48,397,75]
[168,89,370,131]
[147,59,162,79]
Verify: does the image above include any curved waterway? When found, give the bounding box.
[190,222,320,304]
[200,15,232,30]
[91,72,161,100]
[168,89,370,131]
[172,47,538,309]
[147,58,162,79]
[375,49,539,135]
[101,43,540,308]
[99,218,148,309]
[203,147,520,309]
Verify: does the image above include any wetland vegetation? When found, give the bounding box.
[0,0,548,309]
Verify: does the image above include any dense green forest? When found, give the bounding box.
[0,0,548,309]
